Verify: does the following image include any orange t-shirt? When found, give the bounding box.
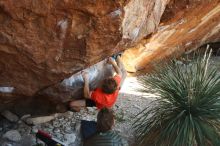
[91,75,121,109]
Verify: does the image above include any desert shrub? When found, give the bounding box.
[133,51,220,146]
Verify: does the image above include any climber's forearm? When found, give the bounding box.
[83,80,91,99]
[116,56,125,76]
[111,60,122,76]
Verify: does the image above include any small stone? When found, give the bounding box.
[1,110,19,122]
[53,121,60,127]
[44,123,53,129]
[3,130,21,142]
[54,133,63,140]
[20,114,31,120]
[64,133,76,145]
[17,120,23,124]
[25,115,56,125]
[31,125,40,134]
[53,127,60,133]
[133,105,141,110]
[2,143,13,146]
[58,117,64,121]
[17,123,31,135]
[64,127,72,133]
[67,111,74,116]
[87,107,95,113]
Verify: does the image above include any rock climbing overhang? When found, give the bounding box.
[0,0,169,115]
[1,0,220,115]
[122,0,220,75]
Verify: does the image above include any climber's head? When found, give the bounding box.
[102,77,118,94]
[97,108,115,132]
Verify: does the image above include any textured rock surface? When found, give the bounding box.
[3,130,21,142]
[0,84,154,146]
[1,110,19,122]
[122,0,220,73]
[0,0,169,111]
[2,0,220,115]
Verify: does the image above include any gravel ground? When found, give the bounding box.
[0,77,155,146]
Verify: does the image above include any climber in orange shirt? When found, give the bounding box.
[69,55,126,111]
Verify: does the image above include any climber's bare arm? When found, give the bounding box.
[82,72,91,99]
[116,56,127,77]
[116,55,127,87]
[107,57,122,76]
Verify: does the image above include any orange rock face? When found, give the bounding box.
[122,0,220,74]
[0,0,169,114]
[0,0,168,95]
[1,0,220,115]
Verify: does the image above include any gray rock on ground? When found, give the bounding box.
[1,142,13,146]
[1,110,19,122]
[3,130,21,142]
[64,133,76,145]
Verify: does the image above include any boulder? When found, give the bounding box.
[3,130,21,142]
[122,0,220,74]
[0,0,169,113]
[0,0,168,96]
[1,110,19,122]
[2,0,219,116]
[25,114,58,125]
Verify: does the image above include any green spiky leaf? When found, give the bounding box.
[133,50,220,146]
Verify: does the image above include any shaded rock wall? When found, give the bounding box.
[0,0,124,97]
[122,0,220,74]
[0,0,168,96]
[0,0,169,114]
[1,0,220,115]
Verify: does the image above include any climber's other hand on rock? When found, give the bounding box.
[82,71,89,82]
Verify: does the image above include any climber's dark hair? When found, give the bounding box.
[97,108,115,132]
[102,78,118,94]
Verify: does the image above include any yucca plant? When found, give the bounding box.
[133,50,220,146]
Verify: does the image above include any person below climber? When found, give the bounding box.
[83,108,128,146]
[69,55,126,111]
